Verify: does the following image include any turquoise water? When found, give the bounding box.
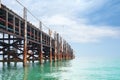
[0,57,120,80]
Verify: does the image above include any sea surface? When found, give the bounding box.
[0,57,120,80]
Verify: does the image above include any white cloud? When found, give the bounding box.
[2,0,108,17]
[2,0,120,43]
[70,26,120,43]
[43,15,120,43]
[43,15,76,26]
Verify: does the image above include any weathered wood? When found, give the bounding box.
[23,7,27,66]
[39,21,43,63]
[54,32,57,61]
[49,29,52,62]
[0,4,74,66]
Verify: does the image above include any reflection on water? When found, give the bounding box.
[0,60,71,80]
[0,58,120,80]
[0,63,24,80]
[24,61,71,80]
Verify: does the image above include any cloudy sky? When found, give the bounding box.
[2,0,120,58]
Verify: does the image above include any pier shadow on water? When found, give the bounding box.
[0,60,72,80]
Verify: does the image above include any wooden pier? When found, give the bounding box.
[0,3,74,66]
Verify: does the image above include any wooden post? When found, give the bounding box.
[59,37,62,60]
[65,41,67,60]
[23,7,27,66]
[2,33,5,65]
[57,33,60,60]
[7,34,10,66]
[19,19,21,35]
[13,15,15,33]
[49,29,52,62]
[67,45,69,60]
[54,32,57,61]
[6,10,8,29]
[61,37,63,60]
[39,21,43,64]
[66,43,68,60]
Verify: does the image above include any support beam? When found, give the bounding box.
[39,21,43,64]
[19,19,21,35]
[57,33,60,60]
[65,41,68,60]
[49,29,52,62]
[23,7,27,66]
[7,34,10,66]
[54,32,57,61]
[13,15,15,33]
[2,33,5,65]
[60,37,62,60]
[6,10,8,29]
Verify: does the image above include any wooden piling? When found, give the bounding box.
[7,34,10,66]
[23,7,27,66]
[54,32,57,61]
[2,33,5,64]
[49,29,52,62]
[39,21,43,64]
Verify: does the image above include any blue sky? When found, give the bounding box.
[2,0,120,58]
